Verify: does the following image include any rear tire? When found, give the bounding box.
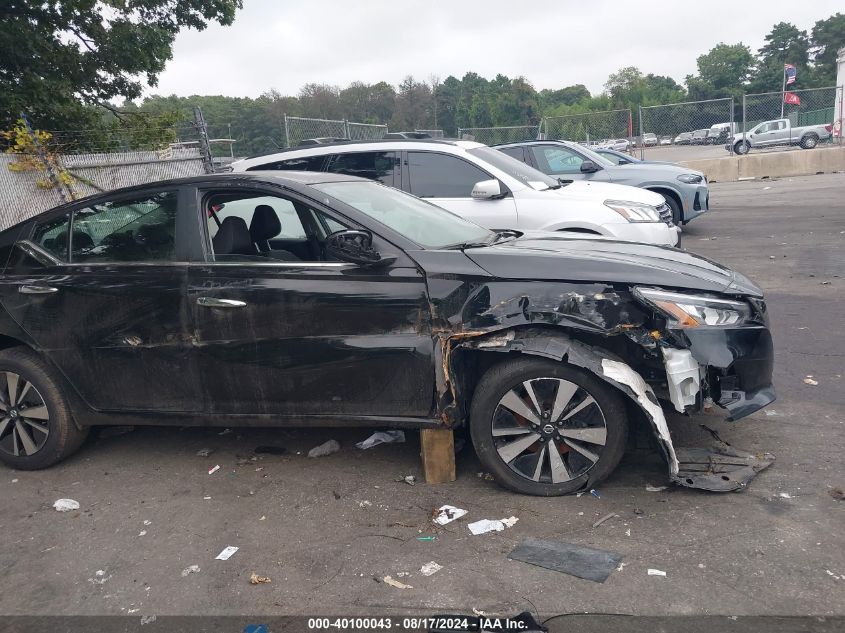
[469,357,628,496]
[800,134,818,149]
[0,348,88,470]
[734,141,750,155]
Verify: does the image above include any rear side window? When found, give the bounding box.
[70,191,178,263]
[498,147,525,162]
[325,152,396,185]
[247,155,327,171]
[407,152,490,198]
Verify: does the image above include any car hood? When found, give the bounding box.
[555,180,665,207]
[465,232,762,296]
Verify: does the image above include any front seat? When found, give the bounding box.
[248,205,301,261]
[212,216,259,259]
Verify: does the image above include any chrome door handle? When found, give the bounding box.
[19,285,58,295]
[196,297,247,309]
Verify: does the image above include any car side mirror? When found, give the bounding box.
[325,230,390,267]
[580,160,600,173]
[471,179,502,199]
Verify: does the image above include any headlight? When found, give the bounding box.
[677,173,703,184]
[604,200,660,223]
[634,287,751,328]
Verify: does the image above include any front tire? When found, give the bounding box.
[469,357,628,496]
[661,194,683,225]
[734,141,750,155]
[0,348,88,470]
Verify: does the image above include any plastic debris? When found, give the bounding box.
[143,520,152,526]
[254,445,286,455]
[382,576,413,589]
[416,536,437,541]
[53,499,80,512]
[467,516,519,535]
[592,512,617,528]
[403,475,416,486]
[181,565,200,577]
[259,515,266,521]
[208,465,220,475]
[218,428,232,436]
[358,500,372,508]
[138,530,147,537]
[590,489,601,498]
[778,492,793,499]
[196,448,213,457]
[308,439,340,458]
[509,539,622,583]
[826,570,842,580]
[646,484,668,492]
[803,377,819,386]
[89,570,111,585]
[433,505,468,525]
[11,478,17,483]
[472,609,487,616]
[203,496,212,500]
[420,561,442,576]
[249,572,271,584]
[215,546,239,560]
[356,430,405,450]
[648,568,667,576]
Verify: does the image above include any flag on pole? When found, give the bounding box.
[784,64,797,85]
[784,92,801,105]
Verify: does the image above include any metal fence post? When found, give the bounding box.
[343,119,350,140]
[457,127,463,139]
[638,105,644,160]
[283,113,290,148]
[729,97,735,155]
[741,94,746,151]
[193,106,214,174]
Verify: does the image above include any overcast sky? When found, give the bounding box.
[151,0,843,99]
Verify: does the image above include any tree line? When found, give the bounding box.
[2,1,843,157]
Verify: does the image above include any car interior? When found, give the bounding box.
[205,191,349,262]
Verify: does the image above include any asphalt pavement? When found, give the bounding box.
[1,174,843,618]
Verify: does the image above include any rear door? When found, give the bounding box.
[401,150,517,229]
[324,151,398,187]
[186,184,435,418]
[0,186,202,412]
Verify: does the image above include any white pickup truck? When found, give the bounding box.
[729,118,833,154]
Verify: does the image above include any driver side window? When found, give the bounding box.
[531,146,585,175]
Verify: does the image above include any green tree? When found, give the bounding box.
[809,13,845,84]
[749,22,810,92]
[687,43,755,99]
[0,0,242,130]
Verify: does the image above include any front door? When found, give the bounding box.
[186,186,435,418]
[527,145,611,184]
[402,150,518,230]
[0,187,202,412]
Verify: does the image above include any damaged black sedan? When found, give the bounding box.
[0,172,774,495]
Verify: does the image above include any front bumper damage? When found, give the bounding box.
[454,327,775,492]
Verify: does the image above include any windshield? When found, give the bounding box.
[467,146,559,190]
[568,143,616,167]
[312,181,493,249]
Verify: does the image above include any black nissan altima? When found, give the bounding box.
[0,171,775,495]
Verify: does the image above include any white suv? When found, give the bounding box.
[231,139,679,247]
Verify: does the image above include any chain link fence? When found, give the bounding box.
[639,98,734,158]
[739,86,842,154]
[283,115,387,146]
[457,125,540,145]
[543,109,632,146]
[0,112,210,229]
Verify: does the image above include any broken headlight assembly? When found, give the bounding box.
[634,287,751,328]
[603,200,661,223]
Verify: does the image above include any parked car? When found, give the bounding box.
[728,119,833,154]
[609,139,631,151]
[659,136,672,146]
[642,133,658,146]
[706,122,737,146]
[674,132,693,145]
[691,129,709,145]
[0,172,775,495]
[495,140,709,225]
[232,139,679,246]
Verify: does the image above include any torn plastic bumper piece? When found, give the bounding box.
[674,444,775,492]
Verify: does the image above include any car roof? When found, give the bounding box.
[241,138,479,161]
